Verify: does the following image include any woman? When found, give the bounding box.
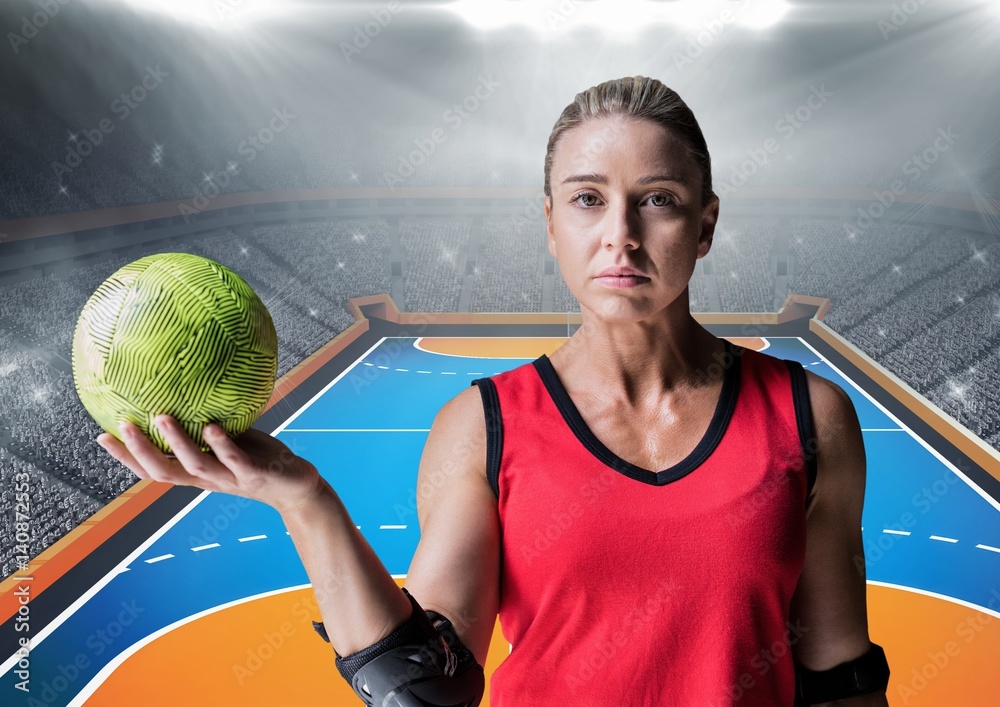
[97,76,889,706]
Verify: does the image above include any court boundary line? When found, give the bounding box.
[66,576,407,707]
[798,338,1000,513]
[412,336,555,359]
[867,579,1000,620]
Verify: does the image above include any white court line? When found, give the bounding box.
[411,335,771,357]
[929,535,958,543]
[237,535,267,543]
[65,576,407,707]
[798,338,1000,514]
[883,529,911,536]
[867,579,1000,619]
[411,336,542,359]
[191,543,220,552]
[144,554,174,564]
[273,337,387,433]
[0,337,389,677]
[0,489,214,676]
[976,544,1000,554]
[380,525,407,530]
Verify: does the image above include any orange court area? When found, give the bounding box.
[86,580,1000,706]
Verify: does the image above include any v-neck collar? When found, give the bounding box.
[531,340,742,486]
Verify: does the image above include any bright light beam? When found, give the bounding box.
[104,0,284,30]
[446,0,790,35]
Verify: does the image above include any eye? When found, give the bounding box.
[646,192,673,208]
[569,192,601,207]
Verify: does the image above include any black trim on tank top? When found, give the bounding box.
[531,339,742,487]
[470,378,503,500]
[785,359,818,502]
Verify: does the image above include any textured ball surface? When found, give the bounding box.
[72,252,278,454]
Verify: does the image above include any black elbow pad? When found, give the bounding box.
[794,641,890,705]
[313,588,484,707]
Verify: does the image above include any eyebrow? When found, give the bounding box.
[560,173,689,186]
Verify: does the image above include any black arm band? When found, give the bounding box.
[311,588,484,706]
[794,641,890,705]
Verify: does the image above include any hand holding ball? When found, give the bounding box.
[72,252,279,455]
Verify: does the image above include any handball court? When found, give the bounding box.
[2,294,999,706]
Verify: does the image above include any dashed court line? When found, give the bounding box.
[360,361,502,376]
[131,524,998,570]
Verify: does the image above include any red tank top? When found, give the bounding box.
[470,340,816,706]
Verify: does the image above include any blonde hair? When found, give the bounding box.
[543,75,715,207]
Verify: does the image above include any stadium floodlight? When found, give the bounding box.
[103,0,283,29]
[445,0,788,35]
[738,0,790,29]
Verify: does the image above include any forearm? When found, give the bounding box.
[281,477,412,657]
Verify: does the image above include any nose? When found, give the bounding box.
[601,199,641,252]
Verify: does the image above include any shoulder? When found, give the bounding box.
[801,369,866,507]
[430,383,488,451]
[802,369,860,441]
[421,383,490,489]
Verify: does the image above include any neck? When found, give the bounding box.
[553,299,726,409]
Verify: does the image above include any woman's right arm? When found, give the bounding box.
[292,381,500,664]
[96,381,499,678]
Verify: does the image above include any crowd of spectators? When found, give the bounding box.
[400,219,471,312]
[469,219,545,313]
[0,446,103,580]
[713,222,777,312]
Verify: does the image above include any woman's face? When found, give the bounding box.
[544,115,719,323]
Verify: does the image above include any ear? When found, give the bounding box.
[545,195,557,258]
[696,194,720,260]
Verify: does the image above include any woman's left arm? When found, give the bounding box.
[788,371,890,707]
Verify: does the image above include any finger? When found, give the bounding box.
[202,423,256,474]
[154,415,236,486]
[97,433,149,480]
[118,420,196,486]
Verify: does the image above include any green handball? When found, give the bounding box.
[72,252,279,455]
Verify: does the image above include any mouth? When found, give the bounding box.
[595,275,650,288]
